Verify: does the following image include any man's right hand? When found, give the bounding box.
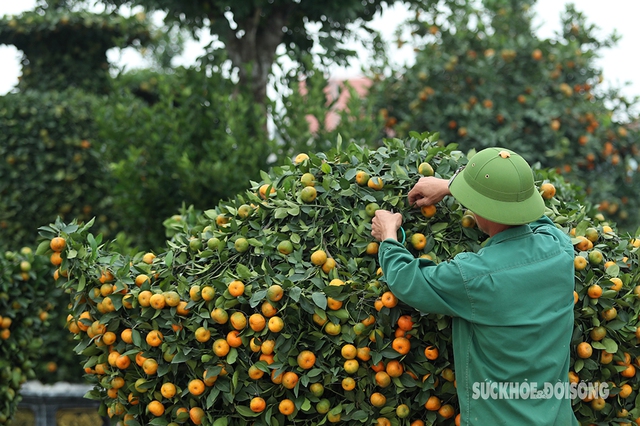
[407,177,451,207]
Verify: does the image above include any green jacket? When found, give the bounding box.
[378,216,578,425]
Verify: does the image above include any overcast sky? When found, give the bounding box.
[0,0,638,109]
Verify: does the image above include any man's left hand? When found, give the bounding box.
[371,210,403,242]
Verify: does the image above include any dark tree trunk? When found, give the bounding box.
[224,8,288,111]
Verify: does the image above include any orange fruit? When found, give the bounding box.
[621,364,636,378]
[259,184,276,199]
[249,313,266,332]
[375,371,391,388]
[540,182,556,199]
[341,377,356,391]
[325,322,341,336]
[392,336,411,355]
[189,285,202,301]
[425,395,441,411]
[248,364,265,380]
[396,404,410,419]
[147,400,165,416]
[188,379,205,396]
[300,185,317,203]
[609,277,623,291]
[587,284,602,299]
[268,316,284,332]
[420,205,437,218]
[164,290,180,307]
[282,371,299,389]
[135,274,150,287]
[50,236,66,252]
[297,350,316,369]
[50,251,62,266]
[344,359,360,374]
[271,369,284,384]
[410,233,427,250]
[201,286,215,301]
[176,300,190,316]
[322,257,337,273]
[149,293,166,309]
[160,382,177,399]
[366,242,379,255]
[327,297,343,310]
[441,368,455,382]
[279,399,295,416]
[368,176,384,190]
[115,354,131,370]
[226,330,243,348]
[341,344,357,360]
[229,311,247,330]
[381,291,398,308]
[189,407,205,425]
[438,404,455,419]
[356,346,371,361]
[397,315,414,331]
[142,358,158,375]
[310,249,328,266]
[386,360,404,378]
[211,308,229,324]
[267,284,284,302]
[120,328,133,344]
[574,256,588,271]
[138,290,152,307]
[370,392,387,407]
[576,342,593,359]
[261,301,278,318]
[619,383,632,398]
[250,396,266,413]
[146,330,163,347]
[228,280,245,297]
[212,339,230,357]
[101,331,116,346]
[355,170,370,186]
[261,339,276,355]
[142,252,156,264]
[195,327,211,343]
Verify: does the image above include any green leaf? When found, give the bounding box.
[235,406,261,418]
[311,292,327,310]
[236,263,252,279]
[602,337,618,354]
[35,240,50,255]
[289,286,302,302]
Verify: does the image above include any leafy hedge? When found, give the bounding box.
[39,134,640,425]
[0,89,115,249]
[0,247,50,423]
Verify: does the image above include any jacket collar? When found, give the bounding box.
[484,224,532,246]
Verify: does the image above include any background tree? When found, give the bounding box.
[91,0,426,114]
[369,0,640,231]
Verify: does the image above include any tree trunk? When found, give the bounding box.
[224,7,289,110]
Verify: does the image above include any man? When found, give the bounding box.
[371,147,578,425]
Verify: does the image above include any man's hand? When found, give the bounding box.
[371,210,403,242]
[407,177,451,207]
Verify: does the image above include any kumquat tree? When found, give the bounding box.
[37,134,640,425]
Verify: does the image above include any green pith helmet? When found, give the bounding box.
[449,147,545,225]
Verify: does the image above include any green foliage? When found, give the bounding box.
[0,6,150,93]
[370,0,640,230]
[95,65,274,250]
[0,89,114,248]
[0,247,49,422]
[41,134,640,425]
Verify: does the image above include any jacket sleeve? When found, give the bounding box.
[378,239,474,319]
